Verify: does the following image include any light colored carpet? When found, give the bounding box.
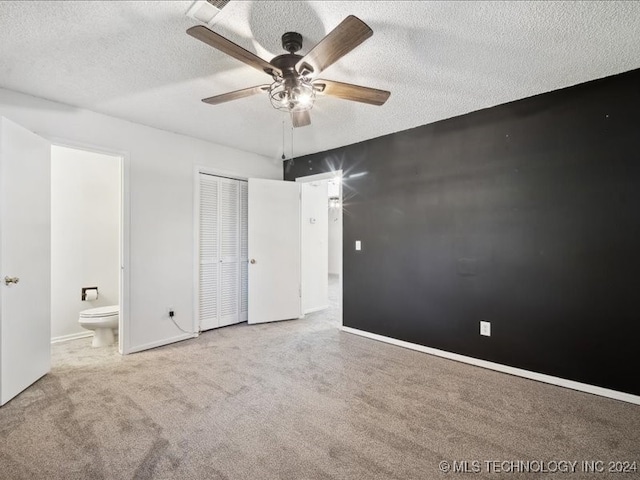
[1,276,639,479]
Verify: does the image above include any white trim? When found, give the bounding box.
[338,173,343,327]
[126,333,198,354]
[193,166,201,333]
[303,304,329,315]
[51,331,93,344]
[197,165,249,182]
[341,326,640,406]
[120,152,131,354]
[298,183,303,319]
[47,138,131,355]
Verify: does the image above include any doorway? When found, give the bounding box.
[50,144,127,354]
[0,119,129,406]
[296,171,343,325]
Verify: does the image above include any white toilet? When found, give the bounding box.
[79,305,119,347]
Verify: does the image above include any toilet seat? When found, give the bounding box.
[80,305,119,318]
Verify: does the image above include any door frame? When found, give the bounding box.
[48,137,131,354]
[295,170,343,326]
[193,166,249,332]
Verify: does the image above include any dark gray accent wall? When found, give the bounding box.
[284,68,640,397]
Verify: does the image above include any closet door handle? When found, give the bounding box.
[250,259,256,264]
[4,276,20,285]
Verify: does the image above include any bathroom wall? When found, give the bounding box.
[51,146,120,342]
[0,87,281,354]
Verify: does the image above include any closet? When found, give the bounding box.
[198,173,248,331]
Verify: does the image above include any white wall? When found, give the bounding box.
[328,206,341,275]
[301,181,328,313]
[0,87,281,353]
[328,177,342,276]
[50,146,120,341]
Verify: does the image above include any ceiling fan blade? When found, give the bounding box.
[187,25,281,77]
[291,110,311,128]
[202,85,270,105]
[314,79,390,106]
[296,15,373,77]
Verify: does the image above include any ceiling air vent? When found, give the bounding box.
[186,0,230,27]
[206,0,230,9]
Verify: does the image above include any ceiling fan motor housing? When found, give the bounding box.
[269,39,314,112]
[267,53,313,112]
[282,32,303,53]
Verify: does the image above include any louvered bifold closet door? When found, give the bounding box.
[199,174,248,331]
[239,181,248,321]
[218,178,241,327]
[199,175,220,331]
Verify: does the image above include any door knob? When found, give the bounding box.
[4,276,20,285]
[250,259,256,264]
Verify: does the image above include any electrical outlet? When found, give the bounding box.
[355,240,361,251]
[480,321,491,337]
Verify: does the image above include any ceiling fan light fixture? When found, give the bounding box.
[187,15,390,128]
[269,78,316,112]
[297,90,314,108]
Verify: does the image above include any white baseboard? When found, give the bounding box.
[341,326,640,406]
[51,331,93,344]
[304,304,329,315]
[125,333,198,355]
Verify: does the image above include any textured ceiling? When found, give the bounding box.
[1,1,640,160]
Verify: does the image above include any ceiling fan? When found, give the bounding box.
[186,15,390,128]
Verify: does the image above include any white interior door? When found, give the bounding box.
[301,181,329,313]
[248,179,301,324]
[0,117,51,406]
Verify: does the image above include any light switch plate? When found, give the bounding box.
[480,321,491,337]
[355,240,361,251]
